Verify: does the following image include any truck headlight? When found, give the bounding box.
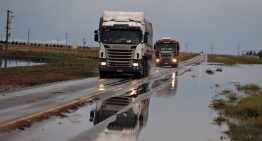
[100,62,107,66]
[133,62,139,67]
[156,59,160,63]
[172,59,177,63]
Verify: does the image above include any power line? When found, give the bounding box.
[14,12,96,24]
[154,27,262,37]
[5,10,14,56]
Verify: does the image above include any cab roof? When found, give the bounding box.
[156,38,179,44]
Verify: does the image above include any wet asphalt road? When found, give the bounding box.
[0,55,207,141]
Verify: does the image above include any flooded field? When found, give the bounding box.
[1,62,262,141]
[0,59,44,68]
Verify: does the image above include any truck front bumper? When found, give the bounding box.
[99,66,143,74]
[156,58,179,66]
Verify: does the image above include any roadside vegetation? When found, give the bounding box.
[211,83,262,141]
[0,49,199,92]
[179,52,199,61]
[208,54,262,65]
[0,51,98,92]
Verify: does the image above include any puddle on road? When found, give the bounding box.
[139,63,262,141]
[0,80,152,141]
[88,97,150,141]
[0,59,44,68]
[1,63,262,141]
[0,102,96,141]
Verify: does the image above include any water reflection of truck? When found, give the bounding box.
[153,72,178,98]
[89,84,150,141]
[94,11,153,78]
[155,37,180,67]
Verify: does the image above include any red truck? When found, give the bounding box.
[154,37,180,67]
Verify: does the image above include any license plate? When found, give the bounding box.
[117,69,123,72]
[164,63,168,64]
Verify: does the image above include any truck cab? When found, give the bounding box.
[94,11,153,79]
[155,37,180,67]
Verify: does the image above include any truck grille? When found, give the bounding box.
[106,48,134,67]
[161,53,172,61]
[105,96,130,106]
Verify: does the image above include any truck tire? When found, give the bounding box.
[134,72,142,79]
[142,56,150,77]
[99,72,107,79]
[172,63,178,68]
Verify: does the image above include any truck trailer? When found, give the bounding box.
[94,11,153,78]
[155,37,180,67]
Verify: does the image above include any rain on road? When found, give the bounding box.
[0,55,232,141]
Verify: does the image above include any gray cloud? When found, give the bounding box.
[1,0,262,54]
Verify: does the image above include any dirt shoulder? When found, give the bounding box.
[0,51,98,92]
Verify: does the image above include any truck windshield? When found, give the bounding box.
[101,29,142,44]
[157,43,177,51]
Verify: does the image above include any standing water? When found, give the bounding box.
[0,59,44,68]
[1,63,262,141]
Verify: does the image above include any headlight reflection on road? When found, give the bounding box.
[156,67,159,73]
[98,84,105,91]
[171,72,176,89]
[130,88,137,96]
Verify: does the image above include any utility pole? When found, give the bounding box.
[27,28,31,44]
[237,44,240,56]
[5,10,14,56]
[65,32,68,46]
[0,31,3,51]
[210,43,214,55]
[57,37,60,45]
[83,38,86,47]
[185,42,188,53]
[1,31,2,41]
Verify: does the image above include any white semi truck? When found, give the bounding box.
[94,11,153,78]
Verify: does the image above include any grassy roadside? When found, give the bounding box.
[179,52,199,61]
[208,54,262,65]
[0,51,199,93]
[0,51,98,92]
[211,84,262,141]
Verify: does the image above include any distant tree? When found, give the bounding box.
[258,50,262,58]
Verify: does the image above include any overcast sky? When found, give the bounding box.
[1,0,262,54]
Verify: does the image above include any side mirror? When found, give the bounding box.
[144,32,149,43]
[94,30,99,42]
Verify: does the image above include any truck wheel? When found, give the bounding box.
[99,72,107,79]
[172,64,178,68]
[144,60,150,77]
[142,56,150,77]
[134,73,142,79]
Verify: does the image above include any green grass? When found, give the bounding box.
[179,52,199,61]
[208,54,262,65]
[0,51,98,92]
[211,84,262,140]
